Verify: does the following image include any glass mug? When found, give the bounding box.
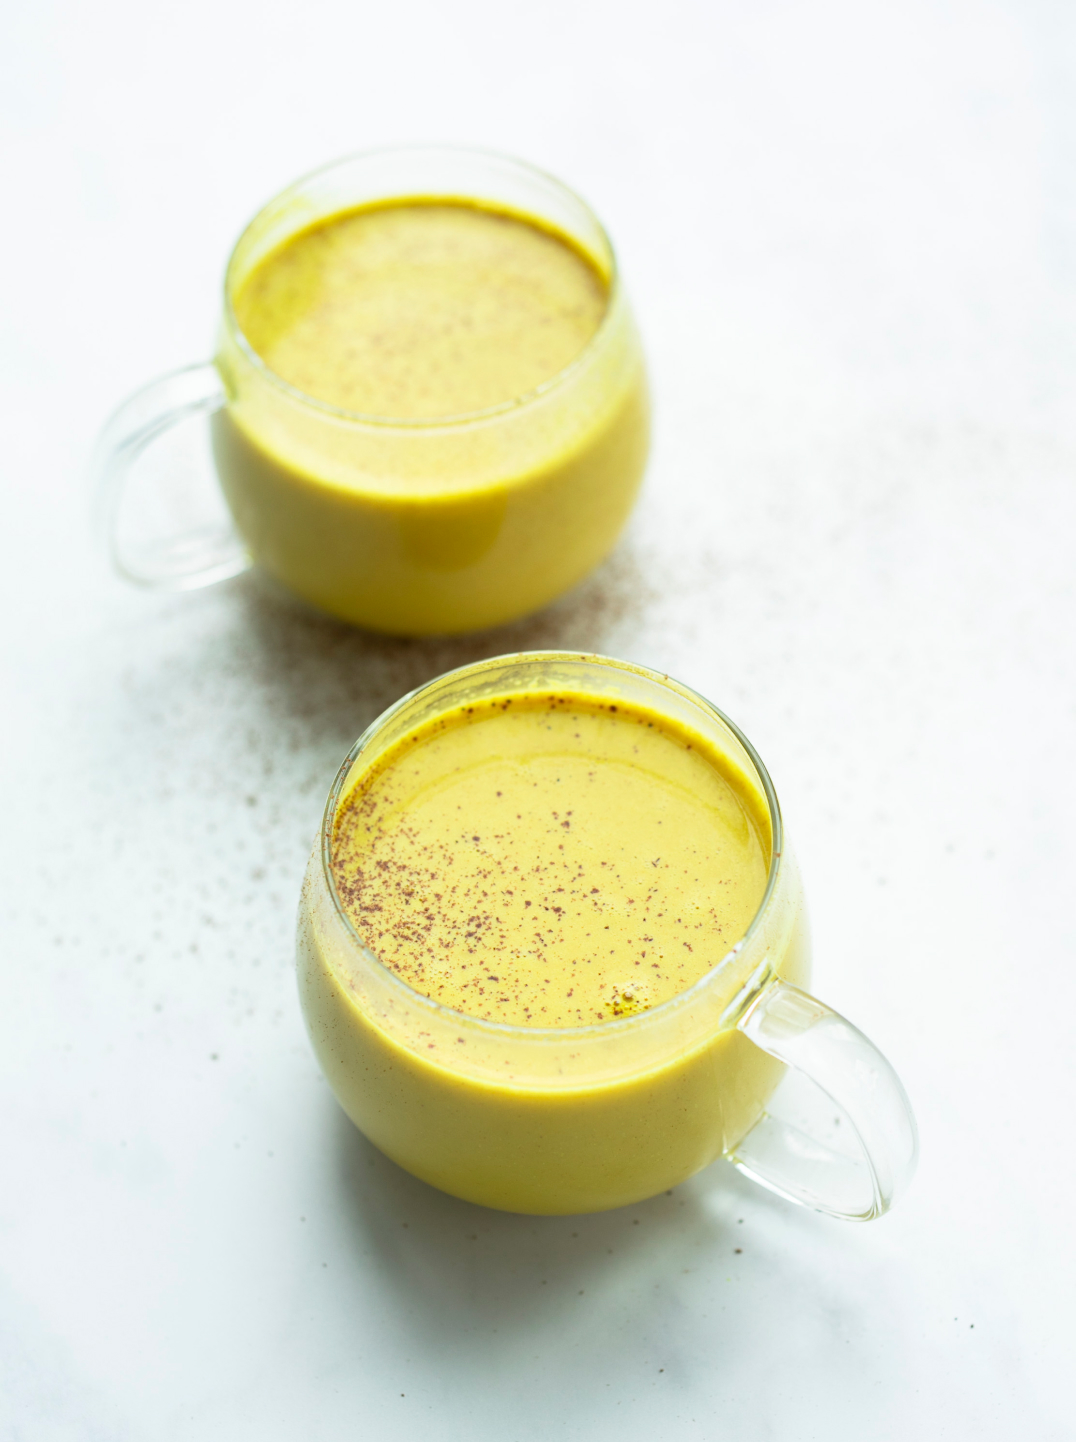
[92,147,650,636]
[298,652,918,1219]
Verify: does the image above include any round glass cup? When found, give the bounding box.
[297,652,918,1218]
[93,148,650,635]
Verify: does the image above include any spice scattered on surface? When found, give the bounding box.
[331,691,769,1027]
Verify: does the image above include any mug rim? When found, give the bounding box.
[221,144,623,431]
[319,651,786,1042]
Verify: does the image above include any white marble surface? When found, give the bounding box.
[2,1,1074,1437]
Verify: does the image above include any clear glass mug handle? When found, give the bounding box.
[92,363,251,589]
[727,978,918,1221]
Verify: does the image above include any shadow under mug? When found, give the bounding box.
[92,147,650,636]
[298,652,918,1219]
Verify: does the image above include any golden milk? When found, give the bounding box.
[214,199,649,634]
[298,680,810,1213]
[331,692,769,1026]
[232,202,607,418]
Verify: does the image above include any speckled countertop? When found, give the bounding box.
[2,2,1073,1437]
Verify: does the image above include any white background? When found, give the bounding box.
[2,1,1074,1437]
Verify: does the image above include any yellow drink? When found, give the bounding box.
[232,203,608,418]
[298,655,811,1214]
[213,176,649,635]
[330,694,769,1025]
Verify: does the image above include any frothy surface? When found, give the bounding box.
[234,201,607,418]
[330,693,769,1027]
